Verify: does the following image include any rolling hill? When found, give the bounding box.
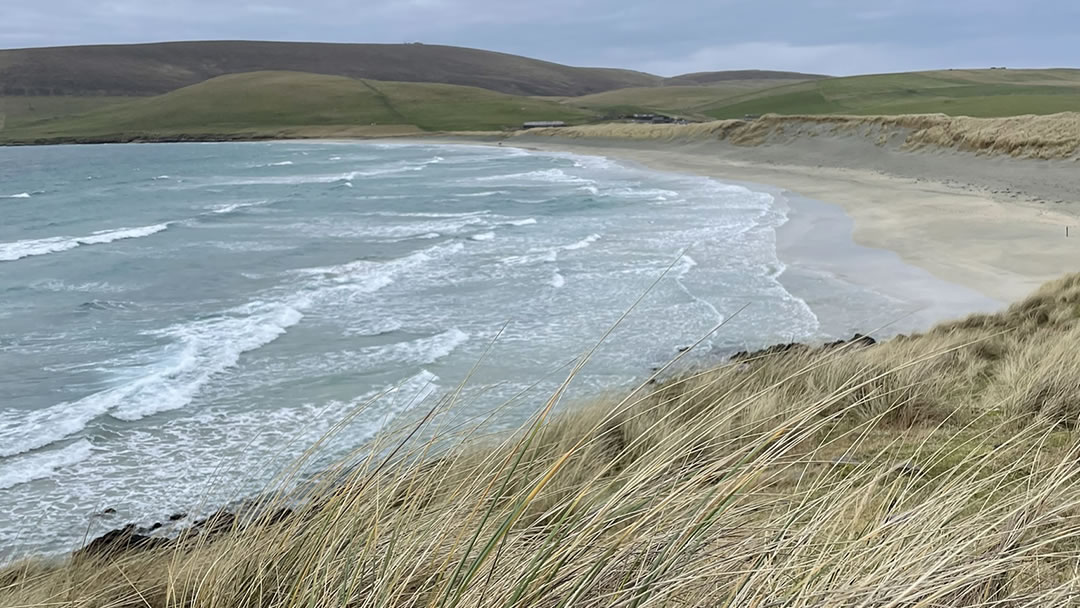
[700,69,1080,118]
[0,71,597,143]
[662,70,827,86]
[0,41,662,98]
[562,76,822,118]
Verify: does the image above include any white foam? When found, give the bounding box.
[387,328,470,365]
[672,254,724,326]
[3,193,31,199]
[550,271,566,289]
[365,210,491,219]
[152,176,170,181]
[345,317,403,337]
[458,191,509,198]
[563,234,601,251]
[474,169,595,186]
[270,161,294,166]
[110,302,305,421]
[0,301,305,457]
[300,241,465,298]
[0,223,171,262]
[208,200,271,214]
[0,440,94,490]
[32,280,127,293]
[505,218,538,227]
[470,232,495,241]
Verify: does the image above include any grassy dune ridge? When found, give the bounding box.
[5,274,1080,606]
[518,112,1080,159]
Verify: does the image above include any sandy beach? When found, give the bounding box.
[480,135,1080,306]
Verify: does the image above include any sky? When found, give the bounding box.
[3,0,1077,76]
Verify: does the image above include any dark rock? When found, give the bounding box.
[77,524,169,559]
[733,333,877,362]
[730,342,808,362]
[168,512,187,521]
[194,510,236,534]
[824,333,877,350]
[149,522,163,531]
[101,507,117,515]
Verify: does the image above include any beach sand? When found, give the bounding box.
[485,136,1080,305]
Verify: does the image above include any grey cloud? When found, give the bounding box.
[2,0,1076,75]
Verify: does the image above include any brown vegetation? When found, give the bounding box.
[519,112,1080,159]
[4,274,1080,606]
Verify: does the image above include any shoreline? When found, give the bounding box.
[461,136,1079,305]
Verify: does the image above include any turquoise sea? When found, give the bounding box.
[0,140,878,556]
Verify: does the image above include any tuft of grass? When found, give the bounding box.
[5,274,1080,606]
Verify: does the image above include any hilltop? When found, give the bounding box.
[0,41,661,98]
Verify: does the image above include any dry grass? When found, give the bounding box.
[5,274,1080,607]
[517,113,1080,159]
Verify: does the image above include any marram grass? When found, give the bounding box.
[5,274,1080,607]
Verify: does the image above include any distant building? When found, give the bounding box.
[522,121,567,129]
[627,113,678,124]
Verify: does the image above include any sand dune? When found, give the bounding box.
[517,113,1080,160]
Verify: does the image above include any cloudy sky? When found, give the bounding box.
[4,0,1076,75]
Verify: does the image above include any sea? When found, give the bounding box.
[0,140,894,557]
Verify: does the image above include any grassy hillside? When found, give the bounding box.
[663,69,827,86]
[702,69,1080,118]
[0,41,661,98]
[5,274,1080,606]
[0,96,129,131]
[0,72,597,143]
[563,80,817,118]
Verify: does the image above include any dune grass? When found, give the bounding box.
[518,112,1080,159]
[0,72,597,144]
[702,69,1080,119]
[4,273,1080,606]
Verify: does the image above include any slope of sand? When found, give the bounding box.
[486,130,1080,304]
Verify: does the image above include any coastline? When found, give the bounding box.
[462,136,1079,305]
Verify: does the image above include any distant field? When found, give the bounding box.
[0,96,130,130]
[0,72,596,143]
[700,69,1080,118]
[561,80,814,118]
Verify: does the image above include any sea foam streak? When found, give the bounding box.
[0,302,303,456]
[563,234,601,251]
[0,224,170,262]
[0,440,94,490]
[3,193,31,199]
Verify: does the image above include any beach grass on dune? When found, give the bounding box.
[5,274,1080,606]
[518,112,1080,160]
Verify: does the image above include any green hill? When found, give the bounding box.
[0,41,661,98]
[0,72,597,143]
[663,70,827,86]
[700,69,1080,118]
[562,79,819,118]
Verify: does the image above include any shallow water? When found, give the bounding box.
[0,140,852,556]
